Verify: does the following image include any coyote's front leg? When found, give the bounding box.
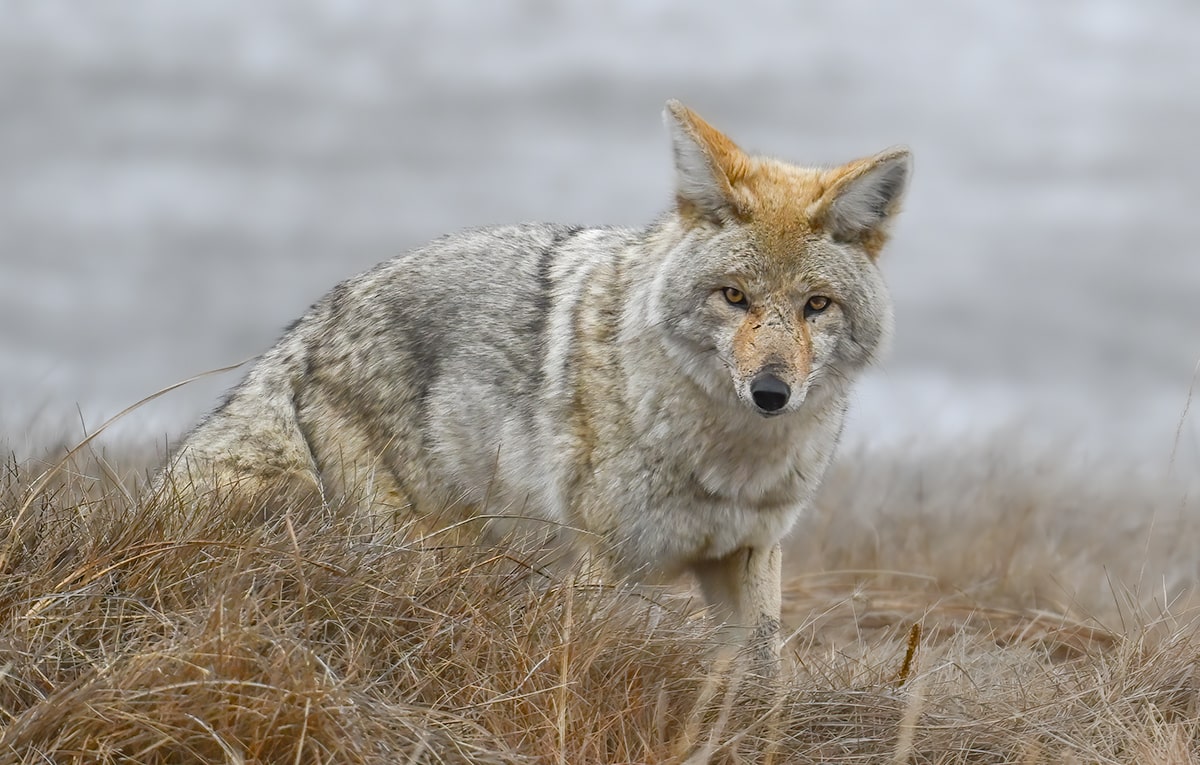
[691,544,783,669]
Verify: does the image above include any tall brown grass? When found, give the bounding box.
[1,434,1198,763]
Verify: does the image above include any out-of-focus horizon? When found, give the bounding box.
[2,1,1197,464]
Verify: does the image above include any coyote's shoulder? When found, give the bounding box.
[163,101,910,657]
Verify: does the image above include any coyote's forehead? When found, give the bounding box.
[735,160,835,272]
[737,160,826,231]
[738,156,893,268]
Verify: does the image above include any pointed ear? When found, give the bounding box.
[816,148,911,242]
[663,100,749,223]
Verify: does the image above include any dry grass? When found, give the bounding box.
[1,434,1198,763]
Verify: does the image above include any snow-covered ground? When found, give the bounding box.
[2,0,1197,464]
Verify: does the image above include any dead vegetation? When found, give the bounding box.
[1,435,1198,763]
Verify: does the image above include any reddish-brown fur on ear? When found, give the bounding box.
[810,148,910,257]
[667,101,755,220]
[667,103,753,186]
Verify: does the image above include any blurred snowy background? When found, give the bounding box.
[1,1,1197,465]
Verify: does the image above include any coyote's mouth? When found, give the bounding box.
[755,408,787,419]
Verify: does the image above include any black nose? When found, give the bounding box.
[750,373,790,413]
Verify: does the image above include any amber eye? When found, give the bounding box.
[722,287,748,307]
[804,295,831,317]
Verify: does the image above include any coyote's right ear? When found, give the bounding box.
[815,148,911,247]
[664,100,750,223]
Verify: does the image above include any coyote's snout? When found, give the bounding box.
[162,100,910,661]
[726,293,824,416]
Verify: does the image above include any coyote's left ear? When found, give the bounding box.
[815,148,911,250]
[663,100,750,223]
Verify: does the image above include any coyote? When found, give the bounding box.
[163,101,910,657]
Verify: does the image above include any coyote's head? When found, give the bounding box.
[649,101,910,417]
